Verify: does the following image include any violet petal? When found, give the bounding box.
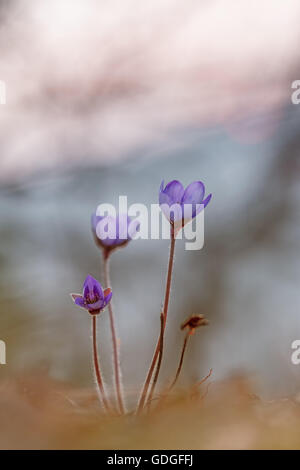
[75,297,86,309]
[103,291,113,307]
[182,181,205,205]
[87,299,104,310]
[162,180,185,204]
[83,275,103,301]
[202,193,212,208]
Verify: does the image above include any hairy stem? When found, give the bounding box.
[169,331,190,391]
[146,313,165,410]
[92,315,111,413]
[103,252,125,414]
[136,227,176,413]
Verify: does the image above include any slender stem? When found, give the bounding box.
[169,331,190,391]
[103,252,125,414]
[150,332,192,412]
[146,313,164,410]
[136,227,176,413]
[92,315,111,412]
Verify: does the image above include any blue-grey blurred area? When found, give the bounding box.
[0,0,300,402]
[1,109,300,401]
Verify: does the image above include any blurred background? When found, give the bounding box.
[0,0,300,405]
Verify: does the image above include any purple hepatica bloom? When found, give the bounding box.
[159,180,212,229]
[91,213,139,252]
[71,275,112,315]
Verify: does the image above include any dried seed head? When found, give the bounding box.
[181,314,209,332]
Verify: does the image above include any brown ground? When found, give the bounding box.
[0,372,300,450]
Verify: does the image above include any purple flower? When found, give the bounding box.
[91,213,139,251]
[71,275,112,315]
[159,180,212,226]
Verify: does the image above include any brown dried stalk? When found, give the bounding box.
[136,227,176,414]
[103,251,125,414]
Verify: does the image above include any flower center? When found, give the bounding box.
[85,294,99,305]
